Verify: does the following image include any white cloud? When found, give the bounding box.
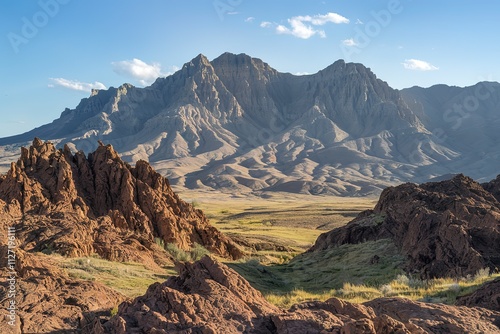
[402,59,439,71]
[112,58,165,86]
[309,13,350,25]
[245,17,255,23]
[261,12,349,39]
[355,19,363,25]
[49,78,106,92]
[342,38,358,47]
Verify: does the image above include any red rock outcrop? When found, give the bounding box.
[95,256,279,334]
[91,256,500,334]
[309,174,500,278]
[456,278,500,312]
[0,138,244,333]
[0,138,242,263]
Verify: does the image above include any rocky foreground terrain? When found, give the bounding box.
[0,249,126,333]
[2,139,500,333]
[456,278,500,312]
[86,256,500,334]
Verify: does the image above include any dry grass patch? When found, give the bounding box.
[264,270,500,308]
[56,255,176,298]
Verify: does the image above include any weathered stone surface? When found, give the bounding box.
[310,174,500,278]
[0,249,125,334]
[365,297,500,334]
[95,256,500,334]
[97,256,279,334]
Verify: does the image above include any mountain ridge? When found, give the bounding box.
[1,53,499,195]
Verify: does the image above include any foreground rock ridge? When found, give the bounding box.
[2,52,500,196]
[310,174,500,278]
[89,256,500,334]
[0,138,241,261]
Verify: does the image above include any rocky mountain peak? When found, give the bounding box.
[212,52,277,76]
[181,53,212,75]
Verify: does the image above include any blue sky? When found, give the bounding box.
[1,0,499,138]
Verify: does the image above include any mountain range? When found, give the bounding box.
[1,52,499,196]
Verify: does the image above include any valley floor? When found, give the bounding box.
[175,189,377,258]
[55,191,500,310]
[189,192,499,307]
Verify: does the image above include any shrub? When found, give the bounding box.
[154,237,165,249]
[165,243,191,262]
[448,283,460,293]
[160,241,211,262]
[474,268,491,281]
[190,243,210,261]
[380,284,394,296]
[394,274,410,286]
[110,305,119,317]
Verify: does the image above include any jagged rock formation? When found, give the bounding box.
[309,174,500,278]
[0,249,126,333]
[89,256,500,334]
[8,53,500,196]
[95,256,279,333]
[456,278,500,311]
[0,138,242,262]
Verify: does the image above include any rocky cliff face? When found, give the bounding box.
[0,52,470,196]
[0,138,242,262]
[310,174,500,278]
[88,256,500,334]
